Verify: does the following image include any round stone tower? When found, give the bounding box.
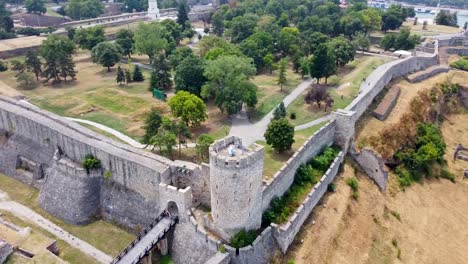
[209,136,264,236]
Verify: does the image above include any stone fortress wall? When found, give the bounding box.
[0,35,465,264]
[0,96,174,227]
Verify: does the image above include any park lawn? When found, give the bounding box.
[0,54,169,141]
[250,67,303,121]
[0,173,135,257]
[1,210,100,264]
[45,6,62,18]
[257,122,326,180]
[402,21,461,36]
[287,55,391,126]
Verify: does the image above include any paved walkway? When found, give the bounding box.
[229,78,316,146]
[0,192,112,264]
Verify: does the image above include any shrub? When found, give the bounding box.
[440,168,455,183]
[450,57,468,71]
[327,182,336,192]
[346,177,359,200]
[229,229,257,249]
[219,244,226,253]
[290,112,296,119]
[104,170,112,180]
[395,166,412,187]
[16,72,38,90]
[392,238,398,248]
[132,65,144,82]
[390,210,401,222]
[0,61,7,72]
[263,147,340,224]
[82,154,101,173]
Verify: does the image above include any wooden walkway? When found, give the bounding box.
[111,212,177,264]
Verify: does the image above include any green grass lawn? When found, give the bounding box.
[286,55,391,126]
[0,174,135,257]
[250,67,303,122]
[257,122,327,180]
[1,210,100,264]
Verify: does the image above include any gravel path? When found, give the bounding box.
[229,78,316,146]
[0,192,112,264]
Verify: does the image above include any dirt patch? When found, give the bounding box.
[282,161,468,264]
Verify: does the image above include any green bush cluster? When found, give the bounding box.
[346,177,359,200]
[263,147,340,225]
[0,61,7,72]
[82,154,101,173]
[394,123,447,187]
[450,57,468,71]
[229,229,257,249]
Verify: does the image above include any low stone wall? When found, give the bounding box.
[445,47,468,56]
[0,96,174,226]
[0,241,13,264]
[171,214,220,264]
[261,121,336,211]
[224,226,279,264]
[372,86,401,121]
[272,151,345,253]
[205,252,231,264]
[346,50,439,121]
[407,66,450,83]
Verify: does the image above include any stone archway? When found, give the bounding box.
[167,201,179,217]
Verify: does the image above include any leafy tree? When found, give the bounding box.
[211,11,225,36]
[115,29,134,58]
[40,34,76,84]
[173,120,192,157]
[0,60,7,72]
[381,5,408,31]
[197,35,241,58]
[168,46,193,69]
[299,57,310,78]
[143,108,162,144]
[116,66,124,85]
[273,102,286,120]
[196,133,214,161]
[25,0,46,15]
[0,1,14,33]
[132,65,144,82]
[277,58,288,92]
[66,0,104,20]
[151,52,172,90]
[24,50,42,81]
[380,28,420,51]
[65,26,76,40]
[435,10,458,27]
[263,53,275,74]
[74,26,105,50]
[423,20,428,30]
[10,60,25,77]
[240,31,273,71]
[328,37,356,67]
[352,32,371,51]
[124,69,132,86]
[228,13,259,43]
[305,85,329,109]
[302,32,329,56]
[150,117,177,158]
[168,91,207,127]
[264,118,295,153]
[122,0,147,12]
[161,19,183,45]
[176,0,189,30]
[82,154,101,173]
[279,27,300,56]
[202,55,257,114]
[230,229,257,249]
[134,22,168,63]
[174,55,206,96]
[309,44,336,84]
[16,72,38,90]
[91,42,122,71]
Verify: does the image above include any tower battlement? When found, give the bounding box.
[209,136,263,169]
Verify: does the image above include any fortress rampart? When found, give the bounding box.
[1,35,464,264]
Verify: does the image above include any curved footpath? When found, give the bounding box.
[0,191,112,264]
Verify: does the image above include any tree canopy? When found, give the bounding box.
[40,34,76,84]
[168,91,208,127]
[174,55,206,96]
[264,118,295,153]
[134,22,168,62]
[66,0,104,20]
[25,0,46,15]
[74,26,105,50]
[91,42,123,71]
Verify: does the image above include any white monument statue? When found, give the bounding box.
[147,0,160,20]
